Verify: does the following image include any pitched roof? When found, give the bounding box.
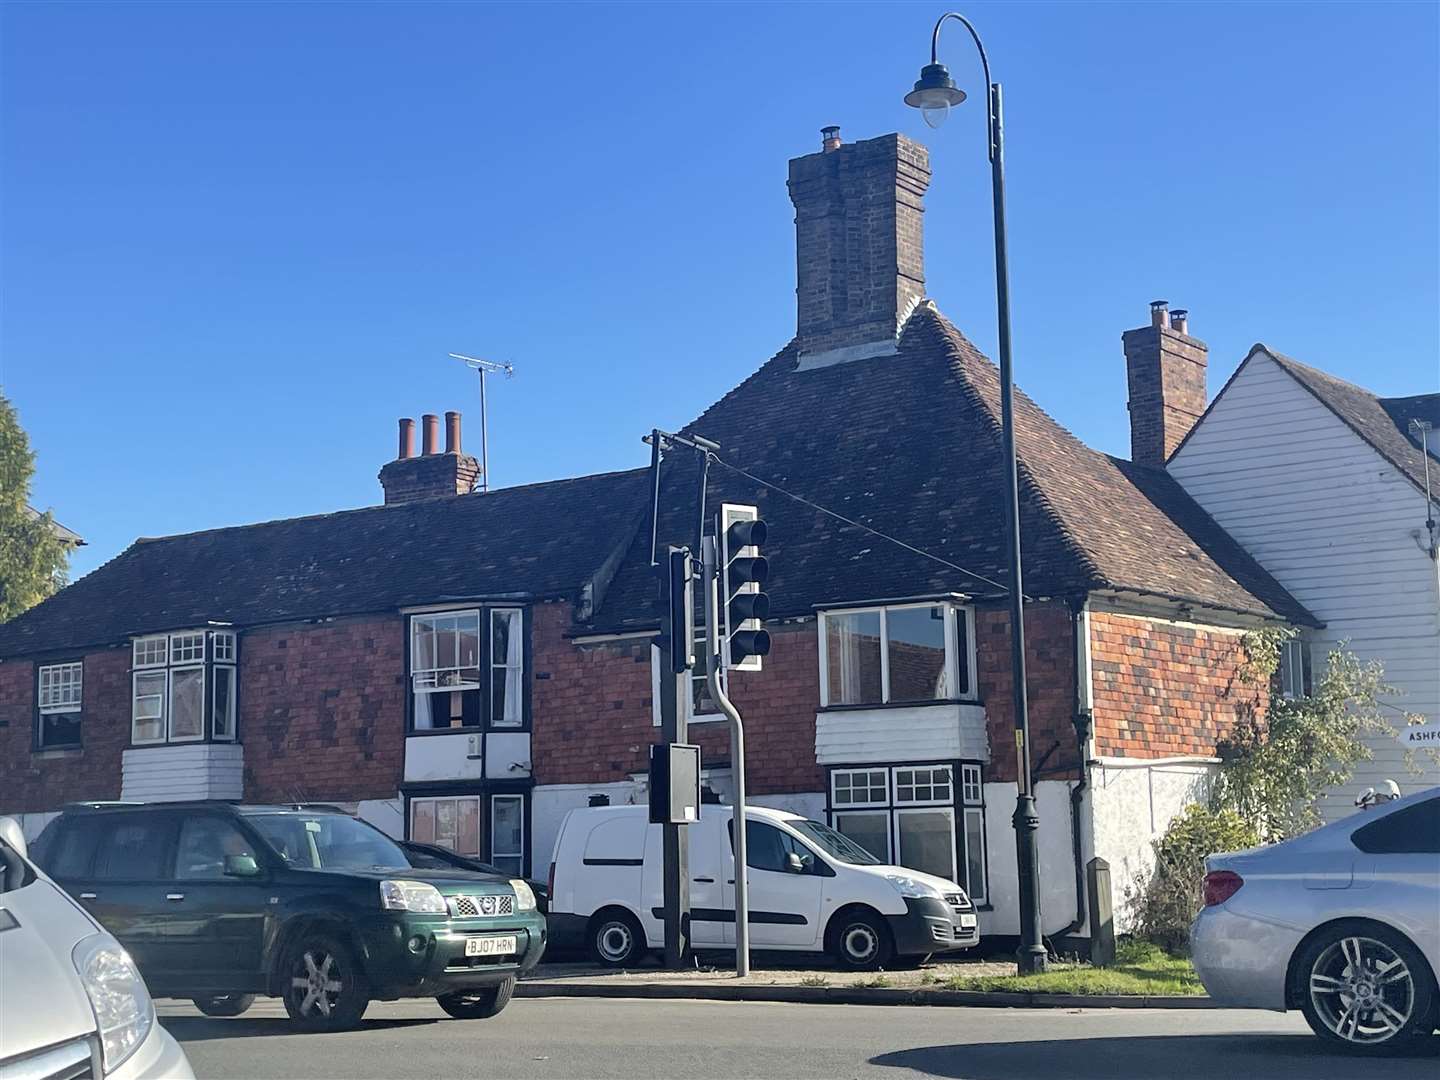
[1263,349,1439,497]
[0,469,650,658]
[589,305,1314,632]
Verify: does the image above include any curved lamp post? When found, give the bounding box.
[905,12,1048,975]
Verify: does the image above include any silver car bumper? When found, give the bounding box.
[1190,904,1304,1012]
[112,1025,195,1080]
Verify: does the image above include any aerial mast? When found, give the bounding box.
[448,353,514,493]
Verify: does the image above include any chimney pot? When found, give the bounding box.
[421,414,439,455]
[397,418,415,460]
[444,410,462,454]
[821,125,841,152]
[1170,309,1189,335]
[1150,300,1170,329]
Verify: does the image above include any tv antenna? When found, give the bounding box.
[449,353,515,493]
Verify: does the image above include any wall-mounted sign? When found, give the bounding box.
[1398,720,1439,748]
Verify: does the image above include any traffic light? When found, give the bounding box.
[720,505,770,670]
[667,546,694,675]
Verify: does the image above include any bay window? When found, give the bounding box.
[819,602,974,707]
[131,630,238,744]
[409,607,527,731]
[36,660,84,749]
[830,761,988,902]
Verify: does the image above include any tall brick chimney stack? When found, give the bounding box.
[788,128,931,367]
[379,412,481,504]
[1122,300,1208,467]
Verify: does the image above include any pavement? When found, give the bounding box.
[160,996,1440,1080]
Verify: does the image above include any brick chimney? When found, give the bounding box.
[379,411,481,504]
[1122,301,1208,467]
[788,128,931,368]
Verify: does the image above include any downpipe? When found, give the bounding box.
[1054,597,1093,944]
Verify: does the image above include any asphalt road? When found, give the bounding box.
[161,996,1440,1080]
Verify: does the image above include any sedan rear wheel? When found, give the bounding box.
[1298,923,1436,1054]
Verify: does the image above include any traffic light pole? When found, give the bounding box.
[656,549,690,969]
[702,533,749,978]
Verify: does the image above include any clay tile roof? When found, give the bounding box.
[0,469,650,658]
[1264,349,1438,497]
[588,305,1314,632]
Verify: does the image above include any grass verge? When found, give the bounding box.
[943,941,1204,997]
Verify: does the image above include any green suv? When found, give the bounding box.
[31,802,546,1031]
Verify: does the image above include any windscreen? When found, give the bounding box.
[789,818,883,865]
[250,813,412,871]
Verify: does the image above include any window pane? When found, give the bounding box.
[413,619,437,674]
[491,610,524,728]
[491,796,523,869]
[824,612,883,705]
[961,765,982,805]
[435,799,458,850]
[133,636,167,668]
[95,820,172,880]
[213,667,236,739]
[170,632,205,664]
[212,632,236,663]
[457,798,480,856]
[38,712,82,749]
[886,605,949,701]
[834,812,891,862]
[133,671,167,741]
[170,668,204,739]
[176,818,257,880]
[955,609,971,697]
[411,800,436,844]
[964,808,987,900]
[896,809,956,881]
[833,769,887,807]
[894,765,952,805]
[39,662,82,712]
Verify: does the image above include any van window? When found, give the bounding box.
[728,820,820,874]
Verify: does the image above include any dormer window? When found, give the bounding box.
[818,602,974,708]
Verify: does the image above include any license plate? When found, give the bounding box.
[959,913,977,929]
[465,935,517,957]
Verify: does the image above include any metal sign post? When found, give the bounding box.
[703,533,749,978]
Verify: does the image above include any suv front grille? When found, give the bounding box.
[448,893,513,918]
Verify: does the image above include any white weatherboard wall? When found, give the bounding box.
[120,744,243,802]
[1170,350,1440,817]
[815,704,989,765]
[1088,759,1216,933]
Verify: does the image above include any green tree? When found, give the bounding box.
[0,395,69,621]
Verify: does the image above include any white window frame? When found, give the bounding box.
[212,631,237,664]
[490,794,525,875]
[962,806,988,903]
[1278,638,1312,700]
[131,670,168,745]
[212,664,237,741]
[169,632,206,665]
[38,662,83,714]
[961,763,983,805]
[832,808,893,862]
[410,609,483,692]
[894,805,958,883]
[489,608,525,729]
[133,635,168,669]
[893,764,954,807]
[830,768,889,808]
[167,665,207,743]
[817,602,975,708]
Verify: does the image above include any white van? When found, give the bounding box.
[546,804,978,970]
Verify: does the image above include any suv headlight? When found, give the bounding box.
[380,879,447,913]
[884,873,943,900]
[72,934,153,1074]
[510,879,537,912]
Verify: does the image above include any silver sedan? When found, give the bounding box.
[1191,785,1439,1054]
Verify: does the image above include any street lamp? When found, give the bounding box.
[904,11,1048,975]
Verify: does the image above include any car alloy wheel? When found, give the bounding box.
[1308,935,1414,1046]
[291,948,346,1020]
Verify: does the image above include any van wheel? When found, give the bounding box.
[437,976,515,1019]
[281,934,371,1032]
[589,909,645,967]
[829,909,894,972]
[192,993,255,1017]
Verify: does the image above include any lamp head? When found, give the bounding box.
[904,62,967,128]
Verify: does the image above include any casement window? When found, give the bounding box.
[818,602,975,708]
[36,661,84,749]
[829,762,988,902]
[409,608,527,731]
[1277,638,1313,700]
[490,795,525,876]
[130,630,238,744]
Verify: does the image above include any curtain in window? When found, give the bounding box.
[492,610,524,727]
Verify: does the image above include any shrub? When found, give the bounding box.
[1128,804,1259,955]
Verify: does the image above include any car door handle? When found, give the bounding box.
[79,892,97,901]
[165,893,185,902]
[692,877,715,883]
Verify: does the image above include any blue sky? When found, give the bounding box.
[3,1,1436,578]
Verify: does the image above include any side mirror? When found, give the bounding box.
[0,817,27,861]
[223,854,260,878]
[785,852,805,874]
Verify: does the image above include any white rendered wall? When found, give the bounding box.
[980,781,1086,939]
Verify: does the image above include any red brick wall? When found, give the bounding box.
[976,601,1079,783]
[531,601,824,795]
[1090,610,1263,758]
[240,615,406,803]
[0,649,130,813]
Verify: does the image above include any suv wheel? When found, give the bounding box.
[437,976,516,1019]
[589,909,644,967]
[1297,922,1437,1054]
[192,993,256,1017]
[281,934,371,1032]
